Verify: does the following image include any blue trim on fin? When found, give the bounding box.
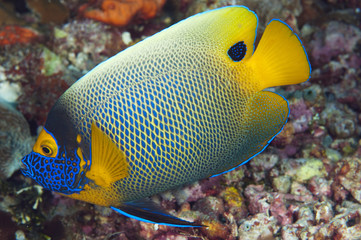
[267,19,312,81]
[110,204,204,227]
[211,92,290,177]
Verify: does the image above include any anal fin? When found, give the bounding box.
[111,199,204,227]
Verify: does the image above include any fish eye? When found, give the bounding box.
[33,129,58,158]
[41,145,53,156]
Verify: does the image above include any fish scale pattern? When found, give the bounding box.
[60,55,270,202]
[53,7,288,202]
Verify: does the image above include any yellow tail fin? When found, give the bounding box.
[248,20,311,90]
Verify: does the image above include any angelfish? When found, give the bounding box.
[21,6,311,227]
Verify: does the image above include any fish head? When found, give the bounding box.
[21,127,89,195]
[21,121,129,206]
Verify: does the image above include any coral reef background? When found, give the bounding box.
[0,0,360,239]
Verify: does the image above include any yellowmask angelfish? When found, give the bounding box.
[21,6,311,227]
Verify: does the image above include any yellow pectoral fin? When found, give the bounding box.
[249,20,311,90]
[86,123,129,188]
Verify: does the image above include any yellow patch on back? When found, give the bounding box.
[196,6,258,62]
[184,6,258,62]
[85,123,129,188]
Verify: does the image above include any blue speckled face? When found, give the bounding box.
[21,151,82,194]
[21,128,89,195]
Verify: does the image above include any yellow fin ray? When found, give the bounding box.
[212,91,288,177]
[241,90,289,161]
[85,123,128,188]
[249,20,311,90]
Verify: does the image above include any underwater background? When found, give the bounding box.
[0,0,360,239]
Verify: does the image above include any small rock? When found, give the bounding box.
[325,148,342,162]
[193,196,224,220]
[238,213,280,240]
[314,200,334,224]
[15,230,26,240]
[294,159,327,182]
[308,177,332,197]
[273,175,292,193]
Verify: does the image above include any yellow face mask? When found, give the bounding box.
[32,128,59,158]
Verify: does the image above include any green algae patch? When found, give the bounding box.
[295,159,327,182]
[41,46,63,76]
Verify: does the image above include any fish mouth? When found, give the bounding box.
[21,153,35,178]
[20,161,26,170]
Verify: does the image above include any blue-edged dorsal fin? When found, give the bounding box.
[248,20,311,90]
[111,199,204,227]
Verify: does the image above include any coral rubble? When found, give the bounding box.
[0,0,360,239]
